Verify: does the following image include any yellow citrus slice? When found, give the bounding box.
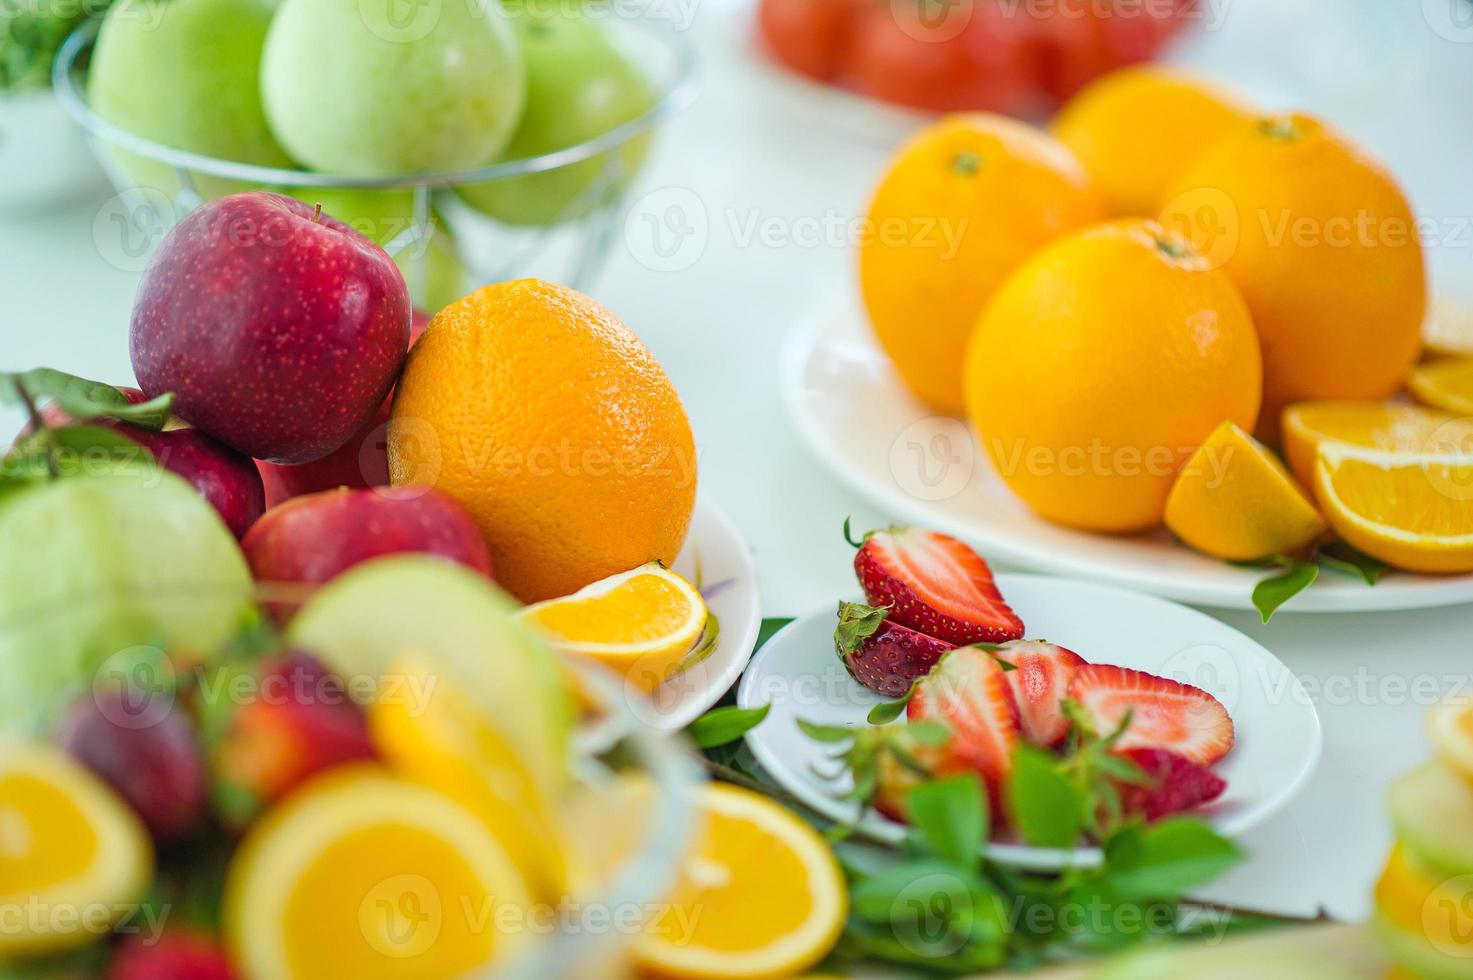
[519,562,708,694]
[1281,401,1473,491]
[1164,420,1327,561]
[634,783,846,980]
[1375,844,1473,965]
[1430,699,1473,782]
[1411,357,1473,417]
[368,653,568,900]
[1315,445,1473,573]
[0,741,153,960]
[1424,295,1473,359]
[224,765,534,980]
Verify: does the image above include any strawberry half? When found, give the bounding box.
[908,645,1020,790]
[1114,747,1227,822]
[1068,664,1235,766]
[835,601,955,697]
[854,526,1024,645]
[992,640,1087,747]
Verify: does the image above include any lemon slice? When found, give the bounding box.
[224,764,533,980]
[1411,357,1473,417]
[0,741,153,959]
[1424,295,1473,359]
[633,783,846,980]
[1165,421,1327,561]
[1315,446,1473,573]
[1375,844,1473,970]
[519,562,708,694]
[368,653,567,900]
[1429,699,1473,782]
[1281,401,1473,491]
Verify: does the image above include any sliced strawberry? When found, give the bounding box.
[834,602,955,697]
[1069,664,1235,766]
[908,646,1020,790]
[854,526,1024,645]
[992,640,1087,747]
[872,723,967,824]
[1114,747,1227,822]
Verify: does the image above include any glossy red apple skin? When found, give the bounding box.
[38,387,265,539]
[242,486,494,591]
[256,311,429,508]
[130,192,411,465]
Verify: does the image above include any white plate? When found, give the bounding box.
[781,300,1473,612]
[634,492,762,731]
[737,574,1321,871]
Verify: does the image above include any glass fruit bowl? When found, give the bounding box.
[50,12,697,303]
[0,578,699,979]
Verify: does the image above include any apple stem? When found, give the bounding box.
[312,203,323,224]
[12,378,59,479]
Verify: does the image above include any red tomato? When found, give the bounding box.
[1023,0,1113,104]
[842,0,1034,114]
[757,0,868,80]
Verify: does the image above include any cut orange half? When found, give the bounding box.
[224,765,534,980]
[519,563,708,694]
[1411,357,1473,417]
[1282,401,1473,492]
[634,783,846,980]
[1315,446,1473,573]
[0,741,153,959]
[1165,420,1326,561]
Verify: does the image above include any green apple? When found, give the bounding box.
[457,6,656,226]
[285,554,572,782]
[88,0,294,200]
[261,0,525,177]
[0,466,253,736]
[283,187,470,312]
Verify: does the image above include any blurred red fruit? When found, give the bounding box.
[109,929,237,980]
[757,0,866,80]
[1114,746,1227,821]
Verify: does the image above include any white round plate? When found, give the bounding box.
[738,574,1321,870]
[782,300,1473,612]
[636,492,762,731]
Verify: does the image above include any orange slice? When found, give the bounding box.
[1315,446,1473,573]
[1411,357,1473,417]
[1165,420,1326,560]
[1281,401,1473,491]
[0,742,153,959]
[633,783,846,979]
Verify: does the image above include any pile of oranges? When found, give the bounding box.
[860,66,1472,575]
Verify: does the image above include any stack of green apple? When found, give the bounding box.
[86,0,657,310]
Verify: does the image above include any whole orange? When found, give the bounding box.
[1052,66,1252,217]
[859,113,1104,415]
[965,220,1262,533]
[388,279,697,603]
[1160,113,1426,432]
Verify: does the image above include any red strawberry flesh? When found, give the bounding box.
[1115,747,1227,821]
[1069,663,1235,766]
[855,527,1024,645]
[992,640,1086,747]
[835,601,955,697]
[908,645,1020,789]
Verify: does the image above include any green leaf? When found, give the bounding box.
[834,601,888,656]
[1317,541,1387,586]
[796,719,855,743]
[1103,818,1242,900]
[754,618,794,650]
[1006,746,1084,849]
[2,368,174,430]
[1252,561,1319,623]
[906,720,952,747]
[907,774,987,867]
[866,694,911,725]
[686,703,770,749]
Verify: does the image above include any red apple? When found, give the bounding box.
[255,311,430,508]
[241,486,493,592]
[130,192,411,465]
[36,387,265,539]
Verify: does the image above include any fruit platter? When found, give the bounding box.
[6,0,1473,977]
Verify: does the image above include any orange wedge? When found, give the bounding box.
[1282,401,1473,491]
[0,742,153,959]
[223,765,533,980]
[634,783,846,979]
[1165,421,1326,561]
[1411,357,1473,417]
[1315,445,1473,573]
[1424,295,1473,359]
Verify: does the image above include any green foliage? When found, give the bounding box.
[1,0,114,92]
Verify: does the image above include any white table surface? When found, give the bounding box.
[3,0,1470,924]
